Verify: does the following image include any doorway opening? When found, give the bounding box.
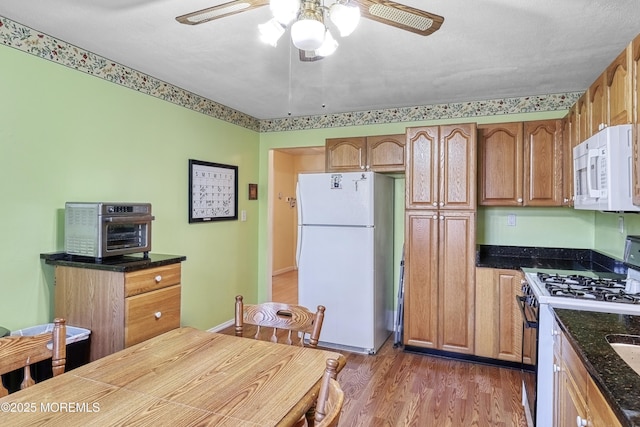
[268,146,325,304]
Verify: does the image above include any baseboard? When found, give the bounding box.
[207,318,234,333]
[272,266,295,276]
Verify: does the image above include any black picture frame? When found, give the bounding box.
[189,159,238,223]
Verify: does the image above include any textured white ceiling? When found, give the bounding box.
[1,0,639,120]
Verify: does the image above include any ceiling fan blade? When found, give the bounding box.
[351,0,444,36]
[176,0,269,25]
[299,49,324,62]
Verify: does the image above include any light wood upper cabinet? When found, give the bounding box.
[478,120,562,206]
[561,116,573,206]
[404,211,475,354]
[478,122,523,206]
[325,134,405,172]
[325,137,366,172]
[406,124,476,210]
[632,35,640,205]
[577,94,590,142]
[475,268,525,362]
[588,73,607,136]
[524,119,563,206]
[607,45,633,126]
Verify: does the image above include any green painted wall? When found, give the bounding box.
[0,44,260,331]
[5,35,640,335]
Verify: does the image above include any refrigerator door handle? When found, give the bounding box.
[295,182,302,268]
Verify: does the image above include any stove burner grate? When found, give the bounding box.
[538,272,640,303]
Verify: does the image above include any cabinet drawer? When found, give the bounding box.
[125,285,181,347]
[125,263,181,297]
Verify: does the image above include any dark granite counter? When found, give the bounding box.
[555,309,640,427]
[40,252,186,272]
[476,245,627,274]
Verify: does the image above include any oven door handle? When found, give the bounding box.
[516,295,538,329]
[103,215,155,223]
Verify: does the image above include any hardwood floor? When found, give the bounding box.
[272,269,298,304]
[233,270,530,426]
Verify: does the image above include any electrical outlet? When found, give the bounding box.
[507,214,516,227]
[241,210,247,222]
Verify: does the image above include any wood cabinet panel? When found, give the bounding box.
[405,126,439,209]
[524,120,563,206]
[440,124,477,210]
[325,135,405,172]
[404,211,475,353]
[474,268,524,362]
[632,36,640,205]
[125,284,181,347]
[325,137,367,172]
[607,45,633,126]
[406,124,476,210]
[578,94,590,142]
[561,116,573,206]
[404,212,438,348]
[587,375,623,427]
[438,212,475,353]
[366,134,405,172]
[589,74,607,135]
[478,122,524,205]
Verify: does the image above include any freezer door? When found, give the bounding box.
[298,172,374,226]
[298,225,376,350]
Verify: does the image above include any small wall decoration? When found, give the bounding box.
[189,159,238,223]
[248,183,258,200]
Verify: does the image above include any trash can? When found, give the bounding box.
[2,323,91,394]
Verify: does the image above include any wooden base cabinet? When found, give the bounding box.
[404,211,475,354]
[54,262,182,361]
[474,268,525,362]
[553,323,622,427]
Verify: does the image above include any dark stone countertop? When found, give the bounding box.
[40,252,186,272]
[555,309,640,427]
[476,244,628,274]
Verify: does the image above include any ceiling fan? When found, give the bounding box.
[176,0,444,61]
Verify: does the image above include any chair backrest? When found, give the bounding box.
[315,358,345,427]
[234,295,325,347]
[0,318,66,397]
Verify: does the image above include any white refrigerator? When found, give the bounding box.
[296,171,394,354]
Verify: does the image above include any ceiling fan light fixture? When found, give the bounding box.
[258,18,286,47]
[315,29,338,57]
[291,16,326,51]
[270,0,301,25]
[329,2,360,37]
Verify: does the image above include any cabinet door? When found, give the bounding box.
[477,122,523,206]
[475,268,523,361]
[438,211,475,354]
[577,94,590,141]
[632,36,640,205]
[406,127,439,209]
[589,74,607,135]
[561,116,573,206]
[587,374,623,427]
[440,124,477,210]
[366,134,405,172]
[403,211,439,348]
[523,120,563,206]
[607,45,632,126]
[325,137,367,172]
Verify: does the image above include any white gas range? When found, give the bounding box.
[521,236,640,426]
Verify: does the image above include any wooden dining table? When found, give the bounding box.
[0,327,345,426]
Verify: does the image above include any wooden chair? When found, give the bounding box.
[0,318,66,397]
[235,295,325,347]
[314,358,345,427]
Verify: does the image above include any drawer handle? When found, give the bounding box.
[576,416,587,427]
[155,311,162,319]
[155,275,162,283]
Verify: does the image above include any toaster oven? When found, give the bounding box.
[64,202,154,259]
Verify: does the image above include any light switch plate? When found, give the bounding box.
[507,214,516,227]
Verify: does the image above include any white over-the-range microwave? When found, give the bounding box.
[573,124,640,212]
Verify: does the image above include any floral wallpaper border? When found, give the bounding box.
[1,15,581,134]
